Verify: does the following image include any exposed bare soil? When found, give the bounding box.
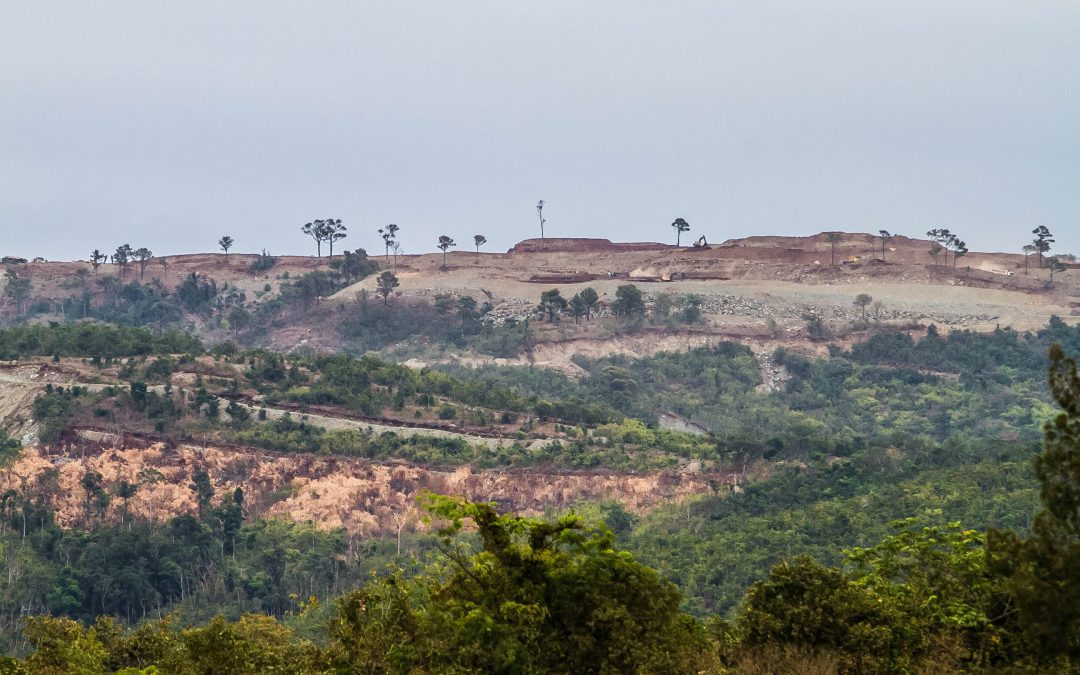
[3,440,725,536]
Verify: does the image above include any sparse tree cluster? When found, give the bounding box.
[378,223,400,263]
[301,219,347,257]
[926,229,967,268]
[2,269,32,314]
[101,244,155,279]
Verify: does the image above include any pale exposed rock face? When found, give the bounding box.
[2,442,725,536]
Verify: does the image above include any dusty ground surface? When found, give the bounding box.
[6,233,1076,322]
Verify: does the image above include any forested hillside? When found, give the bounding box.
[1,315,1079,670]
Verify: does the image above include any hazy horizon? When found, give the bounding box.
[3,1,1078,261]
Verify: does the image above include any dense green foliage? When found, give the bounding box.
[0,323,203,359]
[5,317,1080,669]
[989,344,1080,665]
[253,352,620,427]
[428,322,1080,619]
[4,252,379,340]
[442,320,1077,465]
[329,495,716,673]
[3,496,717,674]
[0,431,20,465]
[229,417,721,471]
[0,476,415,656]
[339,295,530,358]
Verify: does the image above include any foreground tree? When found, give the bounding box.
[218,235,234,255]
[672,217,690,246]
[739,517,1019,672]
[330,495,716,673]
[990,345,1080,666]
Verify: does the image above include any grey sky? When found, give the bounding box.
[2,1,1078,261]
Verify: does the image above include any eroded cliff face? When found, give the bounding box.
[2,441,724,536]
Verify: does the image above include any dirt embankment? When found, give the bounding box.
[3,441,725,536]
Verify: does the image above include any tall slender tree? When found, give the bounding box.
[1023,244,1037,275]
[825,232,843,266]
[853,293,873,323]
[437,236,456,268]
[132,248,153,279]
[536,200,546,239]
[671,218,690,246]
[112,244,133,278]
[379,224,400,263]
[323,219,347,257]
[952,240,968,268]
[89,249,107,272]
[927,229,955,267]
[473,234,487,262]
[1033,226,1055,268]
[218,236,234,255]
[878,230,894,261]
[302,221,325,257]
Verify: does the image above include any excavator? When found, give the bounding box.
[691,235,710,250]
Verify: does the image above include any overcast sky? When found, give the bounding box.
[2,1,1078,261]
